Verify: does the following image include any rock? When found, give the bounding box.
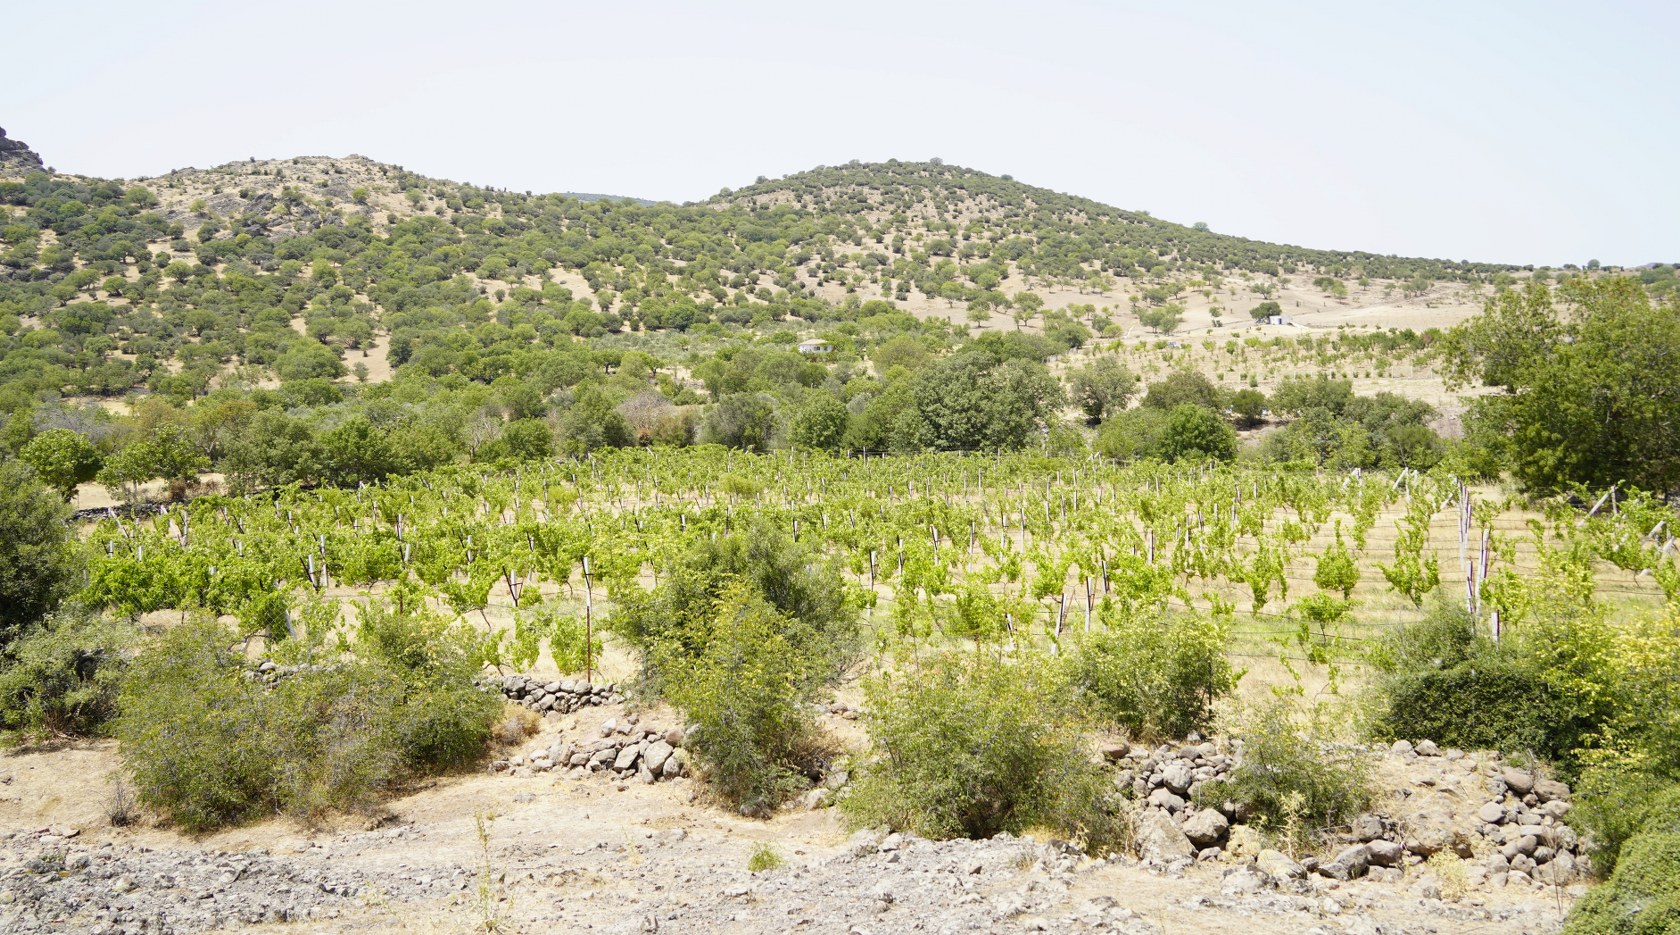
[1534,779,1570,803]
[1500,835,1538,861]
[1099,742,1130,762]
[1477,802,1507,824]
[1390,739,1415,755]
[1350,813,1385,842]
[1501,768,1535,796]
[1319,844,1370,881]
[1160,761,1194,795]
[661,750,685,778]
[1257,848,1306,881]
[1414,739,1442,756]
[642,740,674,774]
[1221,867,1269,894]
[612,745,641,772]
[1137,810,1194,865]
[1182,809,1229,846]
[1146,788,1186,812]
[802,788,831,811]
[1224,825,1263,861]
[1368,866,1404,883]
[663,726,687,748]
[1366,839,1405,868]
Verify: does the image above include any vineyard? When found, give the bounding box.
[80,448,1677,687]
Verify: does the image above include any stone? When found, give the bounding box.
[1160,761,1194,795]
[1534,779,1570,803]
[663,726,686,748]
[1146,788,1186,812]
[1501,768,1535,796]
[1182,809,1229,846]
[1221,867,1269,894]
[1099,742,1130,762]
[1350,813,1385,842]
[1477,802,1507,824]
[1389,739,1415,756]
[1414,739,1442,757]
[1367,866,1403,883]
[642,740,674,774]
[1224,824,1263,860]
[1499,835,1538,861]
[662,750,685,778]
[612,744,642,772]
[1319,844,1370,881]
[1257,848,1306,881]
[1137,810,1194,865]
[1366,839,1405,868]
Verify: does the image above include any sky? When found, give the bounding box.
[5,1,1676,267]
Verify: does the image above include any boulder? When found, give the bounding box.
[1161,760,1194,795]
[1319,844,1370,881]
[1501,768,1535,796]
[1367,839,1405,868]
[1534,779,1570,803]
[1414,739,1442,757]
[612,744,642,772]
[1146,788,1186,813]
[1350,812,1385,842]
[1477,802,1507,824]
[1137,810,1194,865]
[1182,809,1229,846]
[642,741,674,774]
[1257,848,1306,881]
[1389,740,1415,756]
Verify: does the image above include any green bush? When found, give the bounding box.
[1570,772,1680,876]
[1366,597,1619,776]
[1060,610,1237,741]
[842,652,1129,854]
[0,606,133,745]
[116,607,500,832]
[610,521,858,697]
[664,584,832,814]
[1197,701,1372,853]
[0,461,79,651]
[1564,830,1680,935]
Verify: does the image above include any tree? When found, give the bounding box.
[1157,404,1237,463]
[1011,291,1044,331]
[1068,358,1139,425]
[1448,277,1680,493]
[1230,388,1268,428]
[1138,302,1183,334]
[19,429,101,500]
[700,393,779,450]
[1249,300,1283,322]
[1142,371,1225,412]
[0,462,77,651]
[318,417,400,487]
[97,424,208,503]
[790,394,848,451]
[911,353,1063,451]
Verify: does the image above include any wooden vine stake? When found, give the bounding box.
[582,555,594,683]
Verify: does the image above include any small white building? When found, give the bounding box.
[1262,314,1295,326]
[797,339,833,355]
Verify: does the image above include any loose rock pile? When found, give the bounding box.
[481,674,621,714]
[491,714,689,784]
[1121,736,1587,894]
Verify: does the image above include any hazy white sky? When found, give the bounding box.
[6,1,1675,266]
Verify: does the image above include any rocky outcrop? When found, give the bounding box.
[0,128,43,175]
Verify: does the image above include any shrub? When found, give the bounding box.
[1060,610,1237,741]
[116,606,499,832]
[1366,597,1619,777]
[1569,771,1680,876]
[663,584,832,814]
[842,652,1129,854]
[1197,701,1372,854]
[747,842,786,872]
[0,606,133,745]
[610,521,858,697]
[1564,829,1680,935]
[0,461,78,651]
